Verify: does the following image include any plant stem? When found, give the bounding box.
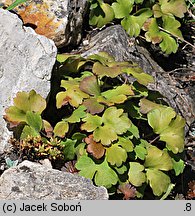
[158,27,195,50]
[149,135,160,144]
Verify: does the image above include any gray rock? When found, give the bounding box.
[1,0,88,47]
[0,9,57,153]
[81,25,195,130]
[0,160,108,200]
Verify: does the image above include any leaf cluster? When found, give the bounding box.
[4,52,186,199]
[88,0,187,54]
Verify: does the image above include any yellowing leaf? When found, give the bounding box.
[106,143,127,166]
[160,0,187,18]
[146,169,171,196]
[53,121,69,138]
[4,90,46,126]
[83,98,105,114]
[81,113,102,132]
[128,162,146,186]
[56,87,89,108]
[148,107,176,134]
[148,107,185,154]
[160,115,185,154]
[92,62,126,78]
[144,146,173,171]
[102,107,131,135]
[93,125,118,146]
[123,66,154,85]
[139,98,163,114]
[117,137,134,152]
[100,84,134,104]
[79,75,101,96]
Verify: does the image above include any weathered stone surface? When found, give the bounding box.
[0,9,57,153]
[1,0,88,47]
[0,160,108,200]
[81,25,195,131]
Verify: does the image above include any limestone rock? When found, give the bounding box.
[0,160,108,200]
[81,25,195,130]
[1,0,88,47]
[0,9,57,153]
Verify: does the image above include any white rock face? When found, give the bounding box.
[0,160,108,200]
[0,9,57,153]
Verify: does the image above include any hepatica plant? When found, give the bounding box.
[4,52,185,199]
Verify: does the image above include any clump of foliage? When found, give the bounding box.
[4,52,186,199]
[88,0,187,54]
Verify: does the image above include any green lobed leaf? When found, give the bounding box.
[65,105,87,123]
[144,146,173,171]
[162,15,183,39]
[76,156,118,188]
[128,162,146,187]
[159,32,179,54]
[89,2,115,28]
[114,165,127,175]
[146,169,171,196]
[60,139,77,161]
[53,121,69,138]
[26,111,42,132]
[172,159,185,176]
[87,52,115,65]
[134,144,147,160]
[106,143,127,167]
[127,122,140,139]
[112,0,134,19]
[20,125,40,139]
[121,8,153,37]
[75,155,97,179]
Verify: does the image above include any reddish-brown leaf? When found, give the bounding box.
[85,134,105,159]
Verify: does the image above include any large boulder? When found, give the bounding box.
[1,0,88,47]
[0,160,108,200]
[0,9,57,153]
